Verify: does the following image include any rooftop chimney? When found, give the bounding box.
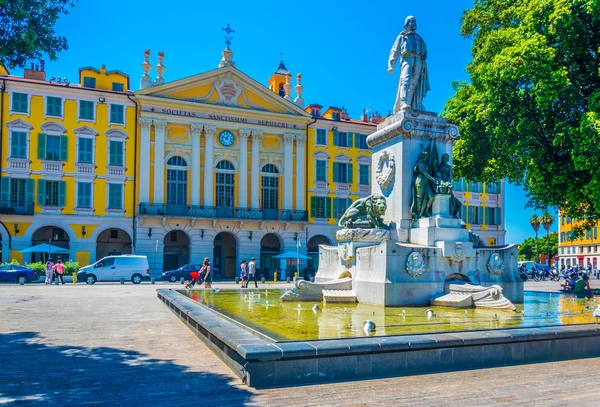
[23,60,46,81]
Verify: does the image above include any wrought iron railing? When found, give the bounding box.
[138,203,308,222]
[0,201,34,216]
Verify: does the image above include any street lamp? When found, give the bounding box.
[530,215,541,263]
[541,213,554,266]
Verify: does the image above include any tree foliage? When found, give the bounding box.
[444,0,600,229]
[518,232,558,261]
[0,0,77,70]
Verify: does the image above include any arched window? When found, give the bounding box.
[261,164,279,210]
[216,160,234,208]
[167,156,187,205]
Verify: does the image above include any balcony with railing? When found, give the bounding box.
[0,201,34,216]
[138,203,308,222]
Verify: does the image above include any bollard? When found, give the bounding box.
[310,275,315,282]
[274,272,278,282]
[72,272,77,284]
[261,277,265,284]
[286,276,291,283]
[120,278,125,285]
[235,277,239,284]
[19,279,25,286]
[151,277,155,285]
[55,278,59,285]
[294,271,298,280]
[180,277,185,284]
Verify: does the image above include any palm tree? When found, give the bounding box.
[540,212,555,265]
[530,215,541,263]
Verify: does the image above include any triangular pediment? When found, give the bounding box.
[135,66,310,117]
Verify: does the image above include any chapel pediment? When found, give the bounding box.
[135,66,309,117]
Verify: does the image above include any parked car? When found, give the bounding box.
[76,255,149,285]
[0,264,40,284]
[161,264,203,282]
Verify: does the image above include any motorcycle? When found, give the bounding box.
[518,266,529,282]
[550,267,560,281]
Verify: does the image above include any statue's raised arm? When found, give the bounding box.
[387,16,431,113]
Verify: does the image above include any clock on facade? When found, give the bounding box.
[219,130,235,147]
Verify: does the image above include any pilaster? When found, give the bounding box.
[295,134,306,211]
[250,131,263,209]
[139,118,152,203]
[191,123,203,206]
[203,125,217,207]
[153,119,167,204]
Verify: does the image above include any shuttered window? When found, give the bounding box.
[110,104,124,124]
[12,92,28,112]
[46,97,62,116]
[10,131,27,158]
[77,182,92,208]
[79,100,94,120]
[108,184,123,209]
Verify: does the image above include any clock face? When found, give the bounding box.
[219,131,235,147]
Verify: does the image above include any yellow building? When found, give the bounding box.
[557,215,599,269]
[0,63,136,265]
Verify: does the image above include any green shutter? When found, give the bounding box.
[38,133,46,159]
[25,179,34,204]
[310,196,316,217]
[58,181,66,206]
[325,197,332,219]
[354,133,359,148]
[349,132,354,147]
[347,163,353,183]
[333,162,338,183]
[333,129,338,146]
[0,177,9,203]
[496,208,502,226]
[496,180,501,192]
[334,199,339,218]
[37,179,46,205]
[60,136,68,161]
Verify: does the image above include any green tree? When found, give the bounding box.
[518,232,558,261]
[444,0,600,230]
[518,237,537,261]
[0,0,77,70]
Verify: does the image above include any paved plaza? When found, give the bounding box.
[1,281,600,406]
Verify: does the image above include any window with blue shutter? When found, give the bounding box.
[112,82,124,92]
[357,134,368,149]
[0,177,10,204]
[316,129,327,145]
[496,208,502,226]
[313,197,326,218]
[347,163,353,184]
[83,77,96,88]
[359,164,369,185]
[77,182,92,208]
[45,135,61,160]
[110,104,124,124]
[9,178,26,205]
[325,197,332,218]
[109,140,124,166]
[25,179,34,205]
[78,138,93,163]
[79,100,94,120]
[108,184,122,209]
[10,131,27,158]
[46,97,62,116]
[310,196,316,218]
[316,160,327,181]
[333,129,339,146]
[42,180,60,206]
[336,163,348,183]
[335,198,351,218]
[338,132,348,147]
[12,92,28,113]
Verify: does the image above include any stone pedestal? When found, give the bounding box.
[430,194,451,218]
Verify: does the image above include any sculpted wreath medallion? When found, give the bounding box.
[375,150,395,189]
[487,253,504,276]
[406,251,425,278]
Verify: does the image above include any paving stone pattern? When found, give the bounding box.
[1,282,600,406]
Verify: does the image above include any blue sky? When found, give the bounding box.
[20,0,557,242]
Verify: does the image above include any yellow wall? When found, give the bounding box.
[79,67,129,92]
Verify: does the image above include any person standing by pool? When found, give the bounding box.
[44,259,55,285]
[54,260,65,285]
[239,259,247,288]
[202,257,213,289]
[248,257,258,288]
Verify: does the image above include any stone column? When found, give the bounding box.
[203,125,216,207]
[250,131,263,209]
[295,134,306,211]
[139,118,152,203]
[238,129,251,209]
[283,133,295,210]
[153,119,167,204]
[190,123,202,206]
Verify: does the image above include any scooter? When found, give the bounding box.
[518,267,528,282]
[550,267,560,281]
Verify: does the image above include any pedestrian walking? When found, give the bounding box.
[202,257,213,289]
[239,259,247,288]
[248,257,258,288]
[44,259,55,285]
[54,260,65,285]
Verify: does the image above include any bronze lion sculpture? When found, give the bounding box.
[337,194,388,229]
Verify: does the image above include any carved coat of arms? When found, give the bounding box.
[215,79,243,106]
[487,253,505,276]
[375,150,395,189]
[406,251,425,278]
[452,242,466,262]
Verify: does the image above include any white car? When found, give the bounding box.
[77,255,150,285]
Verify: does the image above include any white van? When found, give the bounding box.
[77,255,150,285]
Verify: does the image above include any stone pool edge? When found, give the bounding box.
[157,289,600,388]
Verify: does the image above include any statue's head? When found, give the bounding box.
[367,194,387,217]
[441,153,450,164]
[404,16,417,31]
[419,150,428,161]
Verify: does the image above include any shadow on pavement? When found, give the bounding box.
[0,332,253,406]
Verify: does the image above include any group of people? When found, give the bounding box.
[184,257,213,289]
[239,257,258,288]
[560,265,593,293]
[44,258,65,285]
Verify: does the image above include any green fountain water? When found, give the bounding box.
[181,289,599,341]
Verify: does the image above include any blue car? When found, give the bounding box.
[0,264,40,284]
[161,264,203,282]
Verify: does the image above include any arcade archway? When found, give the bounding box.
[213,232,237,278]
[260,233,281,276]
[163,230,189,271]
[307,235,332,270]
[96,228,131,260]
[31,226,70,263]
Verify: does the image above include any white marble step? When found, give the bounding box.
[323,289,357,303]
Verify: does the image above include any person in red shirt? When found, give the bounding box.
[54,260,65,285]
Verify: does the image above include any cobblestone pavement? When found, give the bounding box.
[1,283,600,406]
